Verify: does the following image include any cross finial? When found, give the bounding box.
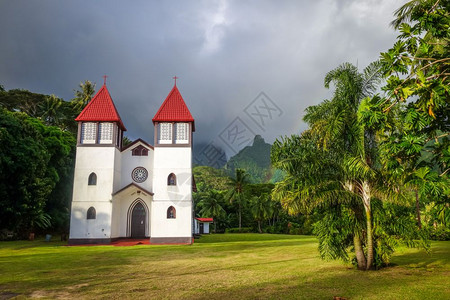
[173,76,179,86]
[102,75,108,85]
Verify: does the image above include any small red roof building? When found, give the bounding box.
[195,218,213,222]
[75,84,126,130]
[152,84,195,131]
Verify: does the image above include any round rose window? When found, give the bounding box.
[132,167,148,183]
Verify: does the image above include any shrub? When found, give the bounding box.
[226,227,254,233]
[429,226,450,241]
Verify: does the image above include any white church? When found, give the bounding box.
[69,79,195,244]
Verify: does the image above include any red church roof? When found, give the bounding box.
[196,218,213,222]
[75,84,126,130]
[152,84,195,130]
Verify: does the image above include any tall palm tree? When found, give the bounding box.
[251,194,273,233]
[226,169,249,231]
[197,190,226,233]
[273,62,386,270]
[307,62,385,269]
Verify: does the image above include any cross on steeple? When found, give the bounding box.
[103,75,108,85]
[173,76,179,86]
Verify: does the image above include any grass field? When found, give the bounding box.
[0,234,449,299]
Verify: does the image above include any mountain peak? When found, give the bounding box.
[253,135,265,146]
[226,135,272,183]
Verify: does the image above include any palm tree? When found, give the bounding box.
[251,194,273,233]
[226,169,249,231]
[308,62,386,269]
[72,80,96,112]
[39,94,63,126]
[197,190,226,233]
[273,62,387,270]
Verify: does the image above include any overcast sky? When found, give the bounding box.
[0,0,406,157]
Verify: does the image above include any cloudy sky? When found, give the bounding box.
[0,0,406,157]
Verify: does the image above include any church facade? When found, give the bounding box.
[68,80,194,244]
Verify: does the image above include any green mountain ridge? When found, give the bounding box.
[225,135,273,183]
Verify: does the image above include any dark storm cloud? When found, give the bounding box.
[0,0,406,150]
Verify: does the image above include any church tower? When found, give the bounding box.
[151,80,194,244]
[69,81,126,244]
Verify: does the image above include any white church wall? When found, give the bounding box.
[150,200,192,238]
[120,144,154,192]
[151,146,192,243]
[70,146,119,243]
[72,147,118,202]
[153,147,192,201]
[113,147,122,191]
[110,198,121,238]
[69,201,112,239]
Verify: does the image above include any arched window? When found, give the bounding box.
[167,206,176,219]
[87,207,96,219]
[132,145,148,156]
[168,173,176,186]
[88,173,97,185]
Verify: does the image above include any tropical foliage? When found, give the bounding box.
[271,62,420,270]
[193,166,300,234]
[270,0,448,270]
[197,190,226,233]
[0,81,95,237]
[0,109,76,237]
[368,0,449,234]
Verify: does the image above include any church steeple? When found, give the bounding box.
[75,84,126,130]
[75,80,126,147]
[152,82,195,146]
[152,84,195,129]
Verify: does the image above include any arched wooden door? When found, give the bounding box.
[131,202,146,238]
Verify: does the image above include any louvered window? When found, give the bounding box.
[81,122,97,144]
[175,123,189,144]
[99,122,113,144]
[159,123,172,144]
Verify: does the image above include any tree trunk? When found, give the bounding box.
[362,180,373,270]
[258,221,262,233]
[415,188,422,229]
[238,202,242,231]
[214,222,217,233]
[353,234,367,270]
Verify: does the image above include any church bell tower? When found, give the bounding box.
[69,79,126,244]
[150,79,194,244]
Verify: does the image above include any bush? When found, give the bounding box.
[0,229,17,240]
[429,226,450,241]
[226,227,254,233]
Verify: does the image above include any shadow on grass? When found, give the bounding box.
[188,261,450,300]
[389,241,450,270]
[195,233,315,243]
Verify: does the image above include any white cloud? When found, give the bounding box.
[201,0,231,54]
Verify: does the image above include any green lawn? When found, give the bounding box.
[0,234,449,299]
